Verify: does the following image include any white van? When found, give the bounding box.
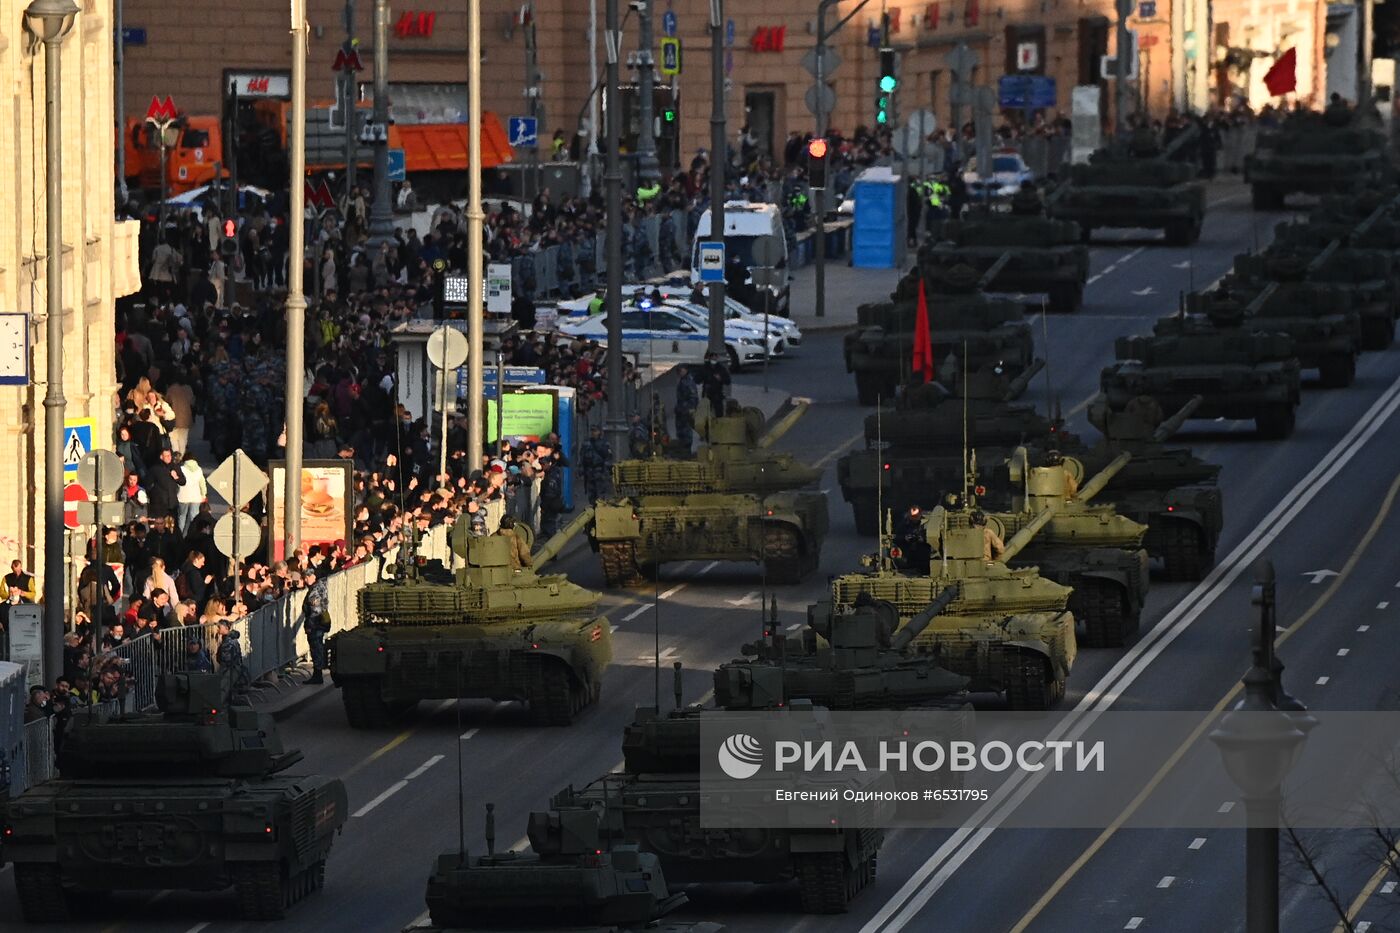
[690,201,791,315]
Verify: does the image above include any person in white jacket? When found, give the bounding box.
[177,453,208,536]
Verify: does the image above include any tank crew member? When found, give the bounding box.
[971,510,1005,561]
[498,516,534,571]
[1045,451,1079,499]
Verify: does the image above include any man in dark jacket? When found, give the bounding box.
[175,550,214,607]
[145,448,186,522]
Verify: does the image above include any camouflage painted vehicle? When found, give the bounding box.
[1101,307,1301,438]
[831,503,1077,709]
[557,704,887,914]
[712,588,970,711]
[412,803,724,933]
[924,200,1091,311]
[332,511,611,728]
[976,451,1148,648]
[835,362,1054,535]
[844,259,1036,405]
[1046,125,1206,245]
[0,673,347,922]
[1258,221,1398,350]
[1245,107,1393,210]
[594,400,828,586]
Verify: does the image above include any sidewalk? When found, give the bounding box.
[785,256,903,334]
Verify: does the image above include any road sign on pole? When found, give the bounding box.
[804,84,837,119]
[207,450,269,508]
[387,148,407,182]
[76,450,126,500]
[63,483,87,530]
[214,512,261,561]
[698,241,725,282]
[508,116,539,148]
[660,38,682,77]
[662,9,677,36]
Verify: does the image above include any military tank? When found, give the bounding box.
[831,500,1077,709]
[923,194,1090,311]
[1101,305,1301,438]
[1046,123,1206,245]
[836,362,1053,535]
[0,673,347,921]
[1245,106,1393,210]
[332,511,611,728]
[975,450,1148,648]
[410,802,724,933]
[844,257,1037,405]
[593,399,828,586]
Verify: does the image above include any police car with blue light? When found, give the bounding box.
[555,295,780,369]
[555,285,802,349]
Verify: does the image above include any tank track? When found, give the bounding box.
[14,864,68,922]
[232,858,325,920]
[600,541,645,587]
[526,655,578,726]
[848,493,880,537]
[1004,650,1057,711]
[764,523,813,585]
[1255,402,1295,439]
[795,851,875,913]
[342,678,397,729]
[1361,313,1395,351]
[1074,578,1137,649]
[1157,520,1211,582]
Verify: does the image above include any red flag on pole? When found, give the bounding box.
[912,277,935,384]
[1262,48,1297,97]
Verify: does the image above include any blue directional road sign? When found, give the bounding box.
[662,9,677,36]
[725,18,736,47]
[698,241,726,282]
[508,116,538,148]
[997,75,1058,110]
[1138,0,1157,16]
[121,27,147,46]
[387,148,406,182]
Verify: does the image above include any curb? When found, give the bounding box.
[242,664,335,721]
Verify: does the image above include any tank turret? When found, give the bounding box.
[920,208,1090,312]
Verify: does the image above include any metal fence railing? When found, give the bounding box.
[512,208,691,302]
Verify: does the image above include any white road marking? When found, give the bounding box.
[1157,876,1175,889]
[1219,801,1235,813]
[660,584,686,599]
[460,728,479,741]
[610,624,619,634]
[1379,601,1391,610]
[1337,648,1350,657]
[184,924,210,933]
[1125,919,1144,930]
[623,604,651,622]
[861,372,1400,933]
[1102,264,1120,275]
[1189,837,1206,850]
[1381,881,1396,894]
[405,755,444,781]
[1131,287,1156,297]
[726,591,761,607]
[786,622,803,632]
[1358,625,1371,632]
[660,646,677,660]
[1086,274,1102,285]
[1357,923,1372,932]
[1122,247,1145,262]
[699,561,719,575]
[1316,676,1330,685]
[353,780,409,817]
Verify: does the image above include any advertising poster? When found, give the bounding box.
[486,389,558,445]
[268,460,354,561]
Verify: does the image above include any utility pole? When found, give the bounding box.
[467,0,485,471]
[367,0,394,244]
[114,0,127,206]
[341,0,358,189]
[522,4,543,196]
[1115,0,1134,138]
[813,0,838,320]
[604,0,627,459]
[636,0,660,183]
[707,0,727,357]
[286,0,309,555]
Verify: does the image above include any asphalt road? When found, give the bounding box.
[8,179,1400,933]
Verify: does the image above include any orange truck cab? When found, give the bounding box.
[123,115,227,194]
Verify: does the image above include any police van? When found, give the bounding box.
[690,201,791,316]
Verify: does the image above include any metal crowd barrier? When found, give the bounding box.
[511,209,690,301]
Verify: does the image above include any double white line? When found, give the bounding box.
[861,370,1400,933]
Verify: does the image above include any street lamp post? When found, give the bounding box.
[286,0,309,556]
[707,0,727,358]
[24,0,81,695]
[466,0,485,472]
[367,0,395,245]
[603,0,627,460]
[1210,560,1311,933]
[635,0,659,183]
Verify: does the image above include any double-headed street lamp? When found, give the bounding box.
[24,0,80,693]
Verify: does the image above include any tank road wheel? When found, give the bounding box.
[341,678,397,729]
[233,861,288,921]
[599,541,645,587]
[1005,652,1057,711]
[526,656,575,726]
[1158,522,1213,582]
[14,864,69,922]
[1073,579,1138,649]
[1318,353,1356,389]
[1362,314,1395,351]
[1255,402,1296,439]
[795,852,855,913]
[763,523,811,585]
[1048,282,1082,314]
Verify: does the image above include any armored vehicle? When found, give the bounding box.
[558,703,887,914]
[924,200,1090,311]
[594,400,828,586]
[0,673,347,922]
[845,258,1037,404]
[414,802,723,933]
[1256,223,1398,350]
[1245,108,1393,210]
[1046,124,1206,244]
[831,503,1077,709]
[712,588,969,711]
[333,511,611,728]
[836,362,1054,535]
[977,451,1148,648]
[1101,308,1301,438]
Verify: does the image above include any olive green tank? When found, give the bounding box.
[844,258,1037,405]
[831,503,1077,710]
[0,673,347,922]
[330,512,611,728]
[411,802,724,933]
[1245,106,1393,210]
[594,399,828,586]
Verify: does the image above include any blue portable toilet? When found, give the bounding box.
[850,166,907,269]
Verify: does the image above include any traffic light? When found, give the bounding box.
[877,48,897,125]
[219,218,239,260]
[660,105,677,137]
[807,137,829,189]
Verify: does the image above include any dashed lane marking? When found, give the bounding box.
[1189,837,1206,850]
[184,925,210,933]
[1359,625,1371,632]
[1379,601,1390,610]
[660,584,686,600]
[1381,881,1396,895]
[699,561,719,574]
[787,622,803,632]
[623,604,651,622]
[1317,676,1331,685]
[353,780,409,817]
[1218,801,1235,814]
[1125,919,1144,930]
[460,728,478,741]
[1157,876,1175,889]
[405,755,444,780]
[1338,648,1350,657]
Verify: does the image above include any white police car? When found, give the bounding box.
[962,149,1036,201]
[556,296,778,370]
[556,286,802,350]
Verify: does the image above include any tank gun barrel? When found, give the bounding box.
[1244,281,1280,316]
[1075,451,1133,503]
[755,398,812,449]
[1150,395,1204,443]
[979,252,1014,289]
[534,507,596,566]
[1000,359,1046,402]
[1352,204,1387,238]
[890,585,961,652]
[1000,500,1063,563]
[1304,239,1341,275]
[1160,122,1201,160]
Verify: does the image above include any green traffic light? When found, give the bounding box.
[663,108,676,122]
[877,111,888,124]
[879,75,897,93]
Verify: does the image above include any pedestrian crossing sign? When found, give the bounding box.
[62,418,95,481]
